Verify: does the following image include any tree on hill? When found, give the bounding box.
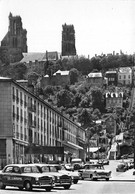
[57,89,74,108]
[77,108,93,126]
[0,62,27,80]
[27,72,39,85]
[91,87,105,112]
[69,68,79,84]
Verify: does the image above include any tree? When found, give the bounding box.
[79,96,91,108]
[57,89,74,108]
[77,108,92,126]
[91,87,105,112]
[27,72,39,85]
[74,92,82,107]
[43,85,54,96]
[69,68,79,84]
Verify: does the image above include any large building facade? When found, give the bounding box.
[0,13,27,63]
[0,77,85,168]
[62,23,76,57]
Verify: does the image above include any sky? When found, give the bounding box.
[0,0,135,58]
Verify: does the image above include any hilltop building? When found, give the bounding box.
[41,70,70,87]
[0,13,27,63]
[62,23,76,57]
[118,67,132,86]
[87,72,103,87]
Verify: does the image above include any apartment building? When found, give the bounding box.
[0,77,85,168]
[118,67,132,86]
[105,92,123,109]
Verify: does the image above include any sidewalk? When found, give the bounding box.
[110,169,135,181]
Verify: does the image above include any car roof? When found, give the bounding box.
[5,164,30,167]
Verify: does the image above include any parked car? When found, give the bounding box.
[116,162,129,172]
[57,164,80,184]
[71,158,83,170]
[0,164,55,191]
[78,164,111,181]
[34,163,72,189]
[97,159,109,165]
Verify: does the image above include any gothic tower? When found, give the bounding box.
[62,23,76,57]
[0,12,27,63]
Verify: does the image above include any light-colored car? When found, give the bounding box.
[34,163,72,190]
[78,164,111,181]
[71,158,83,170]
[0,164,55,191]
[57,164,80,184]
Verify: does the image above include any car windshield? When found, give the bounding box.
[21,166,40,173]
[41,166,50,172]
[49,166,57,172]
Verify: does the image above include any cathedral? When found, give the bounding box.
[0,13,27,63]
[62,23,76,57]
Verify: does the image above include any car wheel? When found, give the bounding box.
[90,174,93,180]
[73,180,78,184]
[81,176,84,180]
[24,181,32,191]
[93,178,97,181]
[46,187,52,192]
[64,185,71,189]
[106,178,109,181]
[18,186,23,190]
[0,181,6,189]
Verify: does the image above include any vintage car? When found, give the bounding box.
[56,164,80,184]
[34,163,72,189]
[78,164,111,181]
[0,164,55,191]
[71,158,83,170]
[116,162,129,172]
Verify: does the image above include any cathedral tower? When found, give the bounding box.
[62,23,76,57]
[0,12,27,63]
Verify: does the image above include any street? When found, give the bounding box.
[1,181,135,194]
[1,160,135,194]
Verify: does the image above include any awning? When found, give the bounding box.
[88,147,100,153]
[63,141,83,150]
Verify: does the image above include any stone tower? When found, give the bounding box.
[62,23,76,57]
[0,12,27,63]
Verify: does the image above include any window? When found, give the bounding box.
[4,166,13,173]
[20,92,23,105]
[16,89,19,103]
[17,107,19,121]
[13,105,15,120]
[24,95,27,107]
[13,87,15,101]
[13,166,20,173]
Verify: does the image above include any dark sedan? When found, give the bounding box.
[0,164,55,191]
[34,163,72,189]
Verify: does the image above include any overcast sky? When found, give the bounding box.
[0,0,135,57]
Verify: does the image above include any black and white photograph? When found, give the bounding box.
[0,0,135,193]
